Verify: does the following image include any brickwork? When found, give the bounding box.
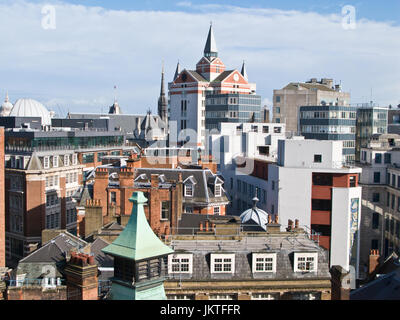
[7,286,67,300]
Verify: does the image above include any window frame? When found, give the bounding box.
[168,254,193,274]
[252,253,277,273]
[210,253,235,274]
[294,252,318,273]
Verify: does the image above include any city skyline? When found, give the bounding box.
[1,0,399,116]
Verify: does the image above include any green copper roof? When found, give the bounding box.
[102,191,173,261]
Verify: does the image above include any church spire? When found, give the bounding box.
[204,22,218,59]
[158,61,168,123]
[241,60,248,81]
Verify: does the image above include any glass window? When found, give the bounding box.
[374,172,381,183]
[314,154,322,163]
[372,212,380,229]
[161,201,170,220]
[375,153,382,164]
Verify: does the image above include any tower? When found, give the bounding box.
[102,191,173,300]
[158,62,168,124]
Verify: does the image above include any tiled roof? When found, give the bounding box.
[134,168,229,205]
[212,70,234,83]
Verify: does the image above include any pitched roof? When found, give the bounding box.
[134,168,229,205]
[212,70,235,83]
[102,192,173,261]
[204,24,218,57]
[186,70,207,82]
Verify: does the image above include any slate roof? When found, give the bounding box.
[212,70,234,83]
[166,234,330,282]
[68,113,167,136]
[134,168,229,205]
[186,70,207,82]
[351,269,400,300]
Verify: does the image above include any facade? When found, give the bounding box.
[4,127,137,265]
[299,105,357,162]
[355,105,388,161]
[272,78,350,135]
[229,139,362,277]
[387,108,400,134]
[169,25,261,148]
[358,133,400,279]
[164,217,331,300]
[208,122,286,214]
[269,139,362,277]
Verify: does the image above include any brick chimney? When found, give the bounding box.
[286,219,294,232]
[64,251,98,300]
[369,250,380,275]
[330,265,351,300]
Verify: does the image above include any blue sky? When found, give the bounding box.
[1,0,399,116]
[20,0,400,24]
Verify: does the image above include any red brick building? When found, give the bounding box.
[78,154,229,239]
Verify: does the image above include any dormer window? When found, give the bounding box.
[53,156,59,168]
[64,155,70,166]
[294,252,318,273]
[72,154,77,165]
[211,254,235,274]
[185,184,194,197]
[43,156,50,169]
[215,184,222,197]
[168,254,193,274]
[252,253,276,273]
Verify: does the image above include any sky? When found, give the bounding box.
[1,0,399,116]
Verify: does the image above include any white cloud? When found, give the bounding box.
[0,1,399,115]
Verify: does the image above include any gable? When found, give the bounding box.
[222,70,249,85]
[174,70,200,84]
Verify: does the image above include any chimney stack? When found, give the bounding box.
[369,250,380,275]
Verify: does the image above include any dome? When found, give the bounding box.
[10,98,52,125]
[240,197,269,231]
[0,92,13,116]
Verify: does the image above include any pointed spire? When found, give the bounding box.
[160,60,165,96]
[158,61,168,123]
[241,60,248,81]
[204,22,218,59]
[173,60,181,81]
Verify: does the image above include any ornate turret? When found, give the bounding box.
[158,62,168,123]
[109,86,122,114]
[204,23,218,59]
[0,91,13,117]
[102,191,173,300]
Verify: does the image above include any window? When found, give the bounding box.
[209,294,235,300]
[64,155,70,166]
[72,154,78,165]
[252,253,276,273]
[275,96,281,103]
[294,252,318,272]
[312,199,331,211]
[251,293,278,300]
[53,156,59,168]
[371,239,379,250]
[372,212,380,229]
[349,176,356,187]
[372,193,380,203]
[314,154,322,163]
[214,206,220,215]
[214,184,222,197]
[292,292,321,300]
[384,153,392,164]
[43,156,50,169]
[167,295,194,300]
[82,153,94,164]
[110,192,116,204]
[375,153,382,164]
[211,254,235,274]
[168,254,192,274]
[184,184,194,197]
[373,172,381,183]
[161,201,170,220]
